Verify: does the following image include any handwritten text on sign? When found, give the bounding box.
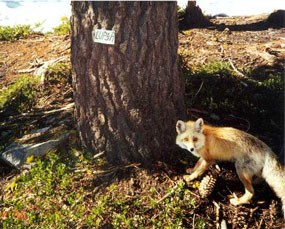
[92,29,115,45]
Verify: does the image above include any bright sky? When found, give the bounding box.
[0,0,71,32]
[0,1,284,32]
[179,0,285,16]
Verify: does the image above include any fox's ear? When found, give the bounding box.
[194,118,204,132]
[176,120,186,134]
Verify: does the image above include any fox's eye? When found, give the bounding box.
[184,137,189,142]
[193,137,198,142]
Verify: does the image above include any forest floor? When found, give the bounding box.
[0,13,284,228]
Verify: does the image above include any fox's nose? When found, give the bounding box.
[190,148,195,152]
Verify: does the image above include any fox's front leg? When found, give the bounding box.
[183,158,213,183]
[185,157,206,174]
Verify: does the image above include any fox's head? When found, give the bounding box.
[175,118,206,157]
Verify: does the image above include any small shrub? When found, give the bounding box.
[0,75,40,115]
[177,6,186,18]
[45,62,71,85]
[53,16,70,36]
[0,25,34,41]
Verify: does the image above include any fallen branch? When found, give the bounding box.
[246,48,275,64]
[228,114,251,132]
[194,81,204,98]
[11,102,74,119]
[33,56,69,85]
[188,189,200,198]
[0,103,74,127]
[21,38,45,43]
[17,68,36,74]
[188,108,209,115]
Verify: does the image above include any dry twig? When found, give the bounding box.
[227,57,246,78]
[213,200,221,229]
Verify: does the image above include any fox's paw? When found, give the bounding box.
[229,193,250,206]
[183,175,192,184]
[183,175,191,183]
[230,197,240,206]
[183,174,196,184]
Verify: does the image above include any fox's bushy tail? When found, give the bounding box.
[262,152,285,219]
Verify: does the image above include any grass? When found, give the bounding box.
[0,75,40,115]
[0,150,203,228]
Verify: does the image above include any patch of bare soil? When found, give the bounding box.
[0,34,70,88]
[179,21,284,73]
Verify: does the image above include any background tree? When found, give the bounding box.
[71,2,185,165]
[179,1,212,30]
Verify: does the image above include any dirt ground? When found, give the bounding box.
[0,34,70,89]
[0,13,284,228]
[179,15,285,72]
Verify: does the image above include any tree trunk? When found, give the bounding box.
[71,2,185,165]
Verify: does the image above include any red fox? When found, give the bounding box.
[176,118,285,217]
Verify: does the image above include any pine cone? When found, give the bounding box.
[198,172,217,198]
[232,207,248,229]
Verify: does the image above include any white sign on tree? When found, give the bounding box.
[92,28,115,45]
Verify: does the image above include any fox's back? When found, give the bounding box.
[200,124,272,161]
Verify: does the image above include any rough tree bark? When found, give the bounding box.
[71,2,185,164]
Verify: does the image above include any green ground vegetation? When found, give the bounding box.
[52,16,70,36]
[0,150,205,228]
[46,62,71,85]
[0,75,40,115]
[0,17,70,41]
[0,24,39,41]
